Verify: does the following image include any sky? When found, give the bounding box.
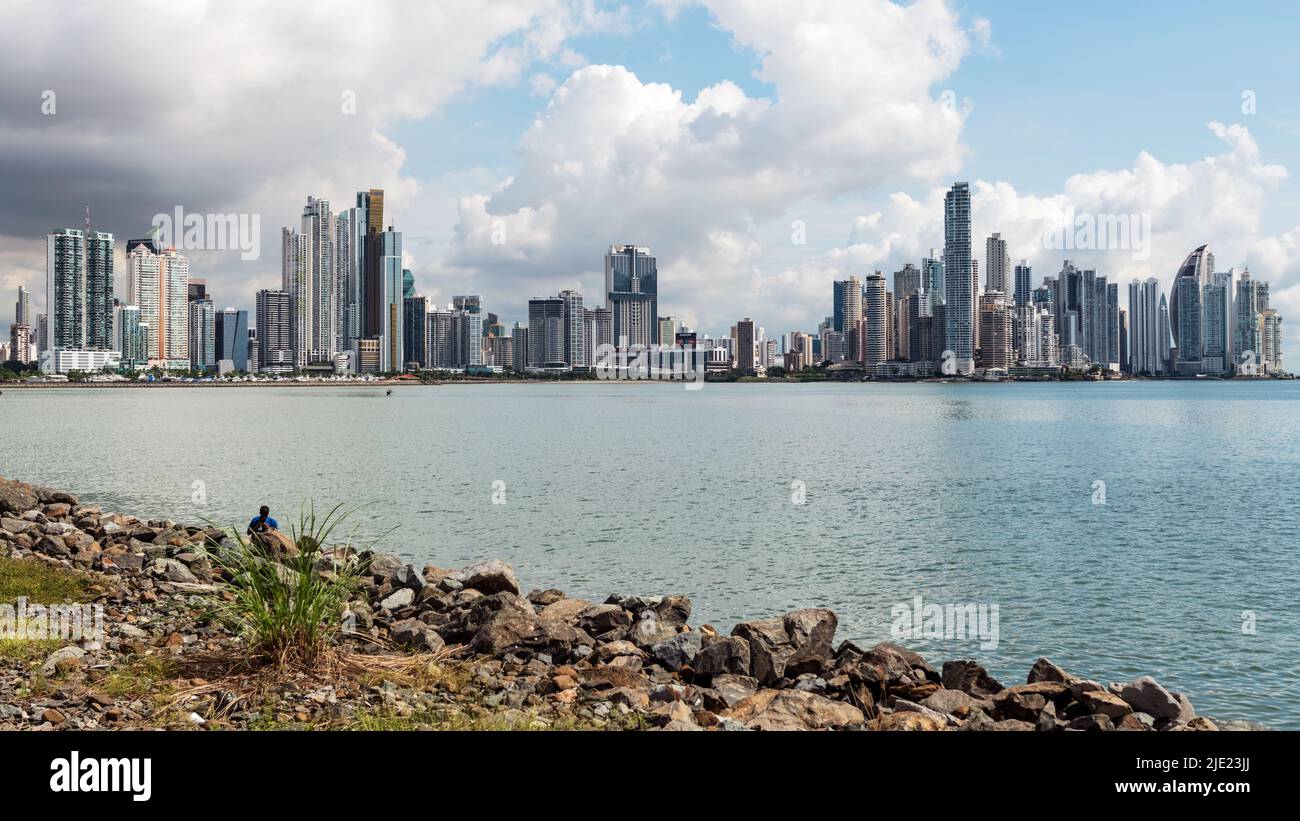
[3,0,1300,350]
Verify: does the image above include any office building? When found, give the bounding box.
[605,245,658,346]
[943,183,974,374]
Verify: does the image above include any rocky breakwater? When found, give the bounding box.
[0,474,1247,731]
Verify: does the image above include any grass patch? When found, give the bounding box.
[204,503,367,668]
[0,637,61,663]
[0,557,94,603]
[96,656,181,699]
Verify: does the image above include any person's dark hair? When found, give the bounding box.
[259,505,269,517]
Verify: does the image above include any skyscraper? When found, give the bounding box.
[255,289,293,373]
[215,308,250,372]
[861,273,888,367]
[1127,278,1164,375]
[127,243,161,360]
[977,291,1012,370]
[605,245,657,346]
[80,231,113,350]
[452,295,482,369]
[14,285,31,327]
[735,318,756,373]
[1013,260,1032,307]
[833,276,862,334]
[1234,270,1264,372]
[922,251,944,304]
[282,227,311,369]
[336,204,366,361]
[985,233,1009,294]
[528,296,565,369]
[1201,274,1232,375]
[301,196,336,360]
[403,294,429,369]
[46,228,85,351]
[943,182,974,374]
[188,298,215,372]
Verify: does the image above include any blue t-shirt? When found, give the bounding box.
[248,515,279,531]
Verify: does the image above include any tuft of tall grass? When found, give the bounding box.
[205,503,367,668]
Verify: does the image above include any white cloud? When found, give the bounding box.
[445,0,977,331]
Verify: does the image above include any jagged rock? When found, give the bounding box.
[578,603,632,634]
[539,598,590,624]
[1184,716,1218,731]
[450,559,520,595]
[1077,689,1133,720]
[390,618,446,652]
[711,674,758,709]
[368,553,406,583]
[922,688,987,717]
[653,595,692,624]
[379,588,415,611]
[878,711,947,731]
[1027,657,1076,684]
[629,616,678,648]
[150,558,198,583]
[251,529,298,561]
[1067,714,1115,731]
[1116,676,1182,721]
[0,477,39,515]
[650,631,702,671]
[991,682,1070,723]
[724,689,864,731]
[731,608,836,685]
[528,589,566,607]
[695,635,751,676]
[942,659,1004,697]
[1116,713,1155,731]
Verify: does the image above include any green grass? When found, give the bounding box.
[0,557,95,603]
[204,503,367,667]
[0,636,61,662]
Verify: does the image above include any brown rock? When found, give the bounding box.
[724,689,864,731]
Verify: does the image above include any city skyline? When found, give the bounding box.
[2,2,1300,355]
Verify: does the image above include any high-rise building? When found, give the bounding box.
[113,304,147,370]
[45,228,85,351]
[605,245,657,346]
[403,294,429,369]
[452,295,482,369]
[524,292,583,369]
[188,298,215,372]
[188,278,207,303]
[985,233,1009,294]
[922,251,944,304]
[85,231,114,350]
[126,243,161,360]
[1260,309,1283,374]
[833,276,862,334]
[1201,274,1232,375]
[282,227,311,369]
[1013,260,1032,307]
[511,324,529,373]
[215,308,250,372]
[364,228,403,371]
[1127,278,1164,375]
[977,292,1013,370]
[9,323,32,364]
[14,285,31,327]
[1171,268,1203,374]
[861,273,888,366]
[528,296,565,369]
[159,248,190,367]
[337,201,368,360]
[735,318,756,373]
[584,306,612,365]
[301,196,336,360]
[943,183,974,374]
[657,316,676,349]
[1234,270,1264,372]
[255,289,293,373]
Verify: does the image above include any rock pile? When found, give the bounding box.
[0,475,1244,731]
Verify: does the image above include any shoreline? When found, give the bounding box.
[0,474,1268,732]
[2,374,1293,389]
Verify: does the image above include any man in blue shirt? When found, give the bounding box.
[247,505,279,536]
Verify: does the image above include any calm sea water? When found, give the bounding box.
[4,381,1299,727]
